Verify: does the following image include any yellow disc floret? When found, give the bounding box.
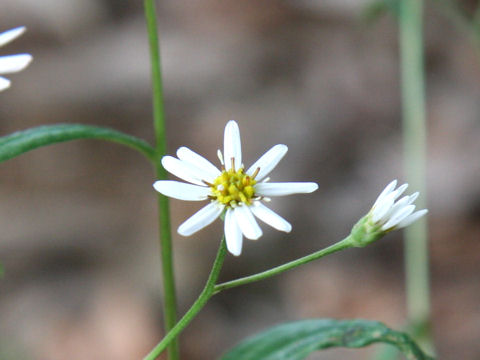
[209,166,259,208]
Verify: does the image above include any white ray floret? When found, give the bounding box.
[246,144,288,181]
[0,26,32,92]
[224,209,243,256]
[178,202,224,237]
[153,120,318,256]
[370,179,428,231]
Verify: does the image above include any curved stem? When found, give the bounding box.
[214,236,353,294]
[144,1,179,359]
[143,237,227,360]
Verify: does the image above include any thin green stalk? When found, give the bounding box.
[144,1,179,359]
[214,236,353,294]
[144,237,227,360]
[399,0,432,352]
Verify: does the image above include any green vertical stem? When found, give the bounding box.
[144,237,227,360]
[144,1,179,359]
[399,0,433,352]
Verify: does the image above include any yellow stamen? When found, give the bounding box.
[202,180,214,187]
[209,167,257,208]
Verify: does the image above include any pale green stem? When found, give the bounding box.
[214,236,353,294]
[143,237,227,360]
[399,0,433,352]
[144,1,179,359]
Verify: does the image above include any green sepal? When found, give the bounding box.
[0,124,156,163]
[221,319,434,360]
[349,215,385,247]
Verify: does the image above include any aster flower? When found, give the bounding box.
[154,120,318,256]
[350,179,428,247]
[0,26,32,92]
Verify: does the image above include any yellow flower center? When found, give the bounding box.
[210,166,259,207]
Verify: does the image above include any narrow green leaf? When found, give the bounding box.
[0,124,156,162]
[222,319,434,360]
[0,262,4,278]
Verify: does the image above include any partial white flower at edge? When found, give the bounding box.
[0,26,32,92]
[153,120,318,256]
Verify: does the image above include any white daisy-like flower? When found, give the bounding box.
[350,179,428,247]
[154,120,318,256]
[370,179,428,231]
[0,26,32,92]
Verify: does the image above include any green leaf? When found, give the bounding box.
[221,319,434,360]
[0,262,4,278]
[0,124,156,163]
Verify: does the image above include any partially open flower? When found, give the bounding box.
[350,180,428,247]
[0,26,32,91]
[154,120,318,256]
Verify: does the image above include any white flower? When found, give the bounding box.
[349,179,428,248]
[0,26,32,92]
[154,120,318,256]
[370,179,428,231]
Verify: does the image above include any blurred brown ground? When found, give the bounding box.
[0,0,479,359]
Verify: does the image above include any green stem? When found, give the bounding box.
[399,0,432,352]
[144,1,179,359]
[214,236,353,294]
[144,237,227,360]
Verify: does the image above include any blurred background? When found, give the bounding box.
[1,0,479,359]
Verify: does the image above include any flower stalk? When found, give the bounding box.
[144,1,179,359]
[214,236,353,294]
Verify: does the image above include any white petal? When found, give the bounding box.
[373,179,397,207]
[255,182,318,197]
[382,195,411,220]
[250,202,291,232]
[246,144,288,181]
[0,54,32,74]
[233,205,262,240]
[372,192,395,223]
[396,209,428,229]
[0,27,26,47]
[224,208,243,256]
[176,146,221,180]
[223,120,242,171]
[382,204,415,230]
[178,202,223,236]
[153,180,210,201]
[162,156,211,185]
[406,192,419,205]
[0,76,10,91]
[391,183,409,201]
